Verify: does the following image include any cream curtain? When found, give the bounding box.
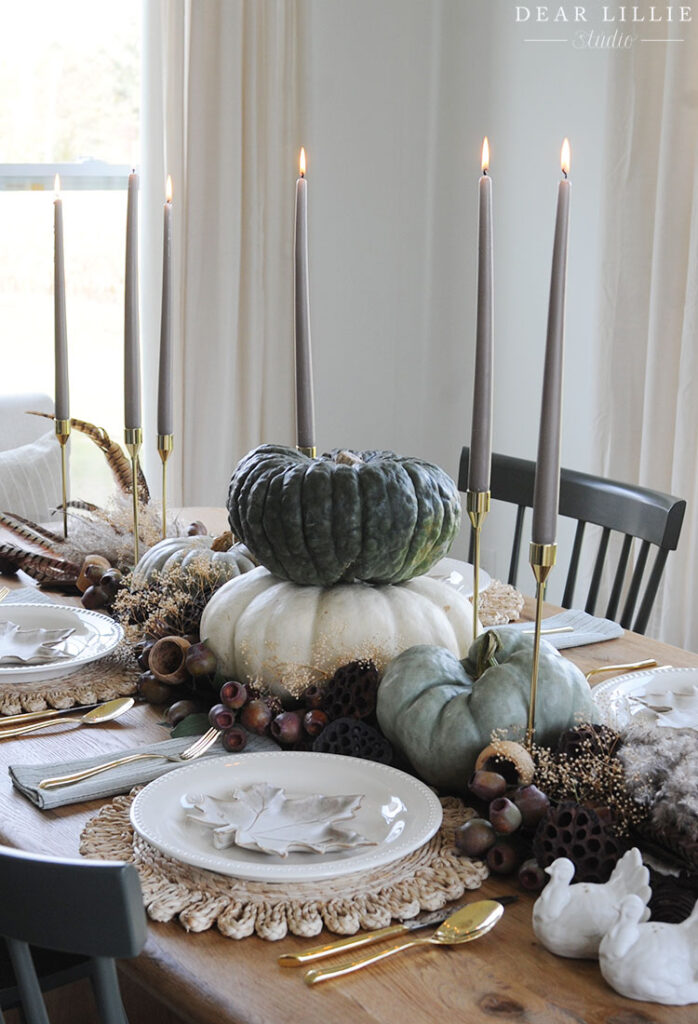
[141,0,302,507]
[595,33,698,650]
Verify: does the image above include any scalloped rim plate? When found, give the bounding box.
[0,604,123,683]
[130,751,443,882]
[592,667,698,730]
[427,557,491,597]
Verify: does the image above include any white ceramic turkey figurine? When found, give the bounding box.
[532,848,651,958]
[599,894,698,1005]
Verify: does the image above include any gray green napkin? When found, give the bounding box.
[10,731,280,810]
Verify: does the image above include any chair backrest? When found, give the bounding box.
[458,448,686,634]
[0,847,146,1024]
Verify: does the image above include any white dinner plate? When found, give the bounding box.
[426,557,491,597]
[0,604,123,683]
[130,751,443,883]
[592,667,698,730]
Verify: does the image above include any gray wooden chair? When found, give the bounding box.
[458,448,686,635]
[0,847,147,1024]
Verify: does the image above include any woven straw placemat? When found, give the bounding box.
[0,639,138,716]
[80,791,488,941]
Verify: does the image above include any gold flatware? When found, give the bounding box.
[522,625,574,636]
[585,659,658,681]
[0,697,134,739]
[0,701,107,728]
[303,899,504,986]
[0,587,9,603]
[627,695,673,713]
[38,726,221,789]
[279,895,517,967]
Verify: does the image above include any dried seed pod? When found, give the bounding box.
[312,717,392,764]
[321,661,379,721]
[533,801,627,884]
[555,723,621,760]
[474,741,535,786]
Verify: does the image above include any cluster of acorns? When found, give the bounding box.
[76,555,123,610]
[455,746,551,892]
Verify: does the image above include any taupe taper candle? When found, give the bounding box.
[468,138,493,493]
[157,176,173,436]
[124,170,142,430]
[53,176,69,422]
[294,148,316,451]
[532,139,571,546]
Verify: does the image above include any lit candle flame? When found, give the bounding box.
[54,173,61,198]
[299,147,306,177]
[481,137,490,174]
[561,138,571,177]
[166,175,173,203]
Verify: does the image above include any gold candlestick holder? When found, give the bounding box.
[526,541,557,749]
[125,427,143,565]
[157,434,174,540]
[54,418,71,539]
[297,445,317,458]
[466,489,490,643]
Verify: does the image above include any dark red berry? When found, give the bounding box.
[468,770,507,802]
[454,818,496,858]
[486,838,521,875]
[271,711,303,745]
[489,797,523,834]
[513,785,550,829]
[240,699,272,735]
[220,680,248,710]
[221,726,248,753]
[303,709,329,736]
[184,642,218,678]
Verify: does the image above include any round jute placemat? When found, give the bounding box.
[0,640,138,716]
[80,791,488,941]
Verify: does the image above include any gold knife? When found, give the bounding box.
[0,702,105,728]
[277,895,516,967]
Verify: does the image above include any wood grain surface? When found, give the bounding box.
[1,553,697,1024]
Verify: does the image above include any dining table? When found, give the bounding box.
[0,534,697,1024]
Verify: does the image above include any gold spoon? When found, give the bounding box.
[0,697,134,739]
[304,899,504,986]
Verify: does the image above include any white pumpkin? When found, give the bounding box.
[200,565,480,698]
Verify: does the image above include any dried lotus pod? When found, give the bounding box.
[533,801,627,884]
[647,869,698,923]
[321,660,379,721]
[555,722,621,760]
[474,740,535,786]
[312,717,392,764]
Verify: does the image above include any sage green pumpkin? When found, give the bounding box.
[227,443,461,586]
[376,628,597,793]
[133,535,256,587]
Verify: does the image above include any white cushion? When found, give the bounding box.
[0,430,63,523]
[0,394,54,452]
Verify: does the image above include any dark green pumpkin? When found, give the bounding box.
[227,444,461,586]
[376,627,597,792]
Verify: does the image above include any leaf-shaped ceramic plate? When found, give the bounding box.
[130,751,443,882]
[0,605,123,682]
[182,783,376,856]
[0,620,75,665]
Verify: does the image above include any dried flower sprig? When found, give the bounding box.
[113,555,225,640]
[529,726,650,836]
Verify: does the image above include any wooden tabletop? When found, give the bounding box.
[1,568,697,1023]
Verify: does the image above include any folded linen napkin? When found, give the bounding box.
[2,586,54,606]
[10,731,280,810]
[503,608,623,649]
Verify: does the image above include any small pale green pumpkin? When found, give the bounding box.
[133,535,256,587]
[376,627,597,793]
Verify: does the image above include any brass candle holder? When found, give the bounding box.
[157,434,174,539]
[54,418,71,538]
[526,540,557,749]
[124,427,143,565]
[297,445,317,458]
[466,489,490,642]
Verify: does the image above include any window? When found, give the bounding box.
[0,1,140,508]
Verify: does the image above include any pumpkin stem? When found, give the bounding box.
[211,531,233,552]
[470,629,501,681]
[334,450,365,467]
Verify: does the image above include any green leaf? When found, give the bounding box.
[171,712,210,737]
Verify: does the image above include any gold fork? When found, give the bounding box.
[37,727,221,790]
[0,587,10,603]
